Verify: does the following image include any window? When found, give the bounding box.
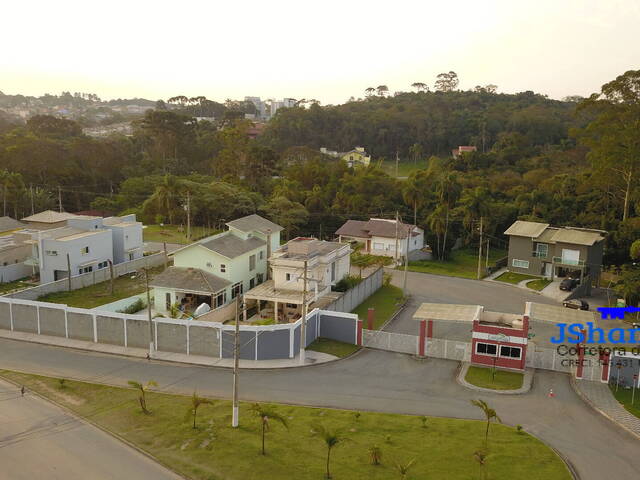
[165,292,171,310]
[81,246,89,255]
[97,261,108,269]
[249,278,255,289]
[45,250,58,256]
[286,273,292,281]
[500,346,522,359]
[249,254,256,271]
[231,282,243,299]
[79,266,93,274]
[259,250,264,260]
[286,303,297,308]
[213,291,227,308]
[512,259,529,269]
[257,273,264,284]
[220,264,226,273]
[128,253,134,261]
[206,262,212,268]
[535,243,548,258]
[475,342,497,356]
[373,242,384,250]
[331,262,336,282]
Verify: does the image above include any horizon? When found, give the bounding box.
[3,0,639,105]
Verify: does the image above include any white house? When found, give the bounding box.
[150,214,283,320]
[243,237,351,323]
[335,218,424,260]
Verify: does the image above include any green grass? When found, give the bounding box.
[609,383,640,419]
[352,284,404,329]
[527,279,552,291]
[405,248,506,279]
[378,158,429,177]
[0,277,37,294]
[0,370,571,480]
[494,272,539,285]
[307,338,360,358]
[37,265,165,308]
[465,366,524,391]
[143,224,217,244]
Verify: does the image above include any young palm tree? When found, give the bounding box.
[128,380,158,414]
[473,449,488,480]
[368,445,382,465]
[186,391,215,429]
[250,403,289,455]
[394,458,416,479]
[313,423,349,479]
[471,399,502,444]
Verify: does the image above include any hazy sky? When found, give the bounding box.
[2,0,639,104]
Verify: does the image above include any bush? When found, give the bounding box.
[117,298,147,314]
[332,275,363,292]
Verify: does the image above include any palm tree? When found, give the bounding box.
[434,170,461,259]
[408,143,423,165]
[146,174,182,224]
[471,399,501,444]
[313,423,349,479]
[128,380,158,414]
[427,206,446,260]
[394,458,416,479]
[473,449,488,480]
[365,87,376,97]
[402,178,422,226]
[460,186,492,243]
[250,403,289,455]
[186,391,215,429]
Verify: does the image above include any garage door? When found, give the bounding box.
[561,249,580,265]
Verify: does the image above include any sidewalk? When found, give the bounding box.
[0,329,338,369]
[573,378,640,440]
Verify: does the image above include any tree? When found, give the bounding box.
[376,85,389,97]
[184,391,214,429]
[368,445,382,465]
[615,266,640,306]
[142,174,182,224]
[408,142,423,165]
[128,380,158,414]
[365,87,376,97]
[260,196,309,240]
[631,239,640,261]
[473,449,489,480]
[459,186,492,241]
[394,458,416,480]
[411,82,428,92]
[402,177,422,226]
[312,424,349,479]
[575,70,640,221]
[250,403,289,455]
[471,399,501,444]
[434,71,459,92]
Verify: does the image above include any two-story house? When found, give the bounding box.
[504,220,606,286]
[243,237,351,323]
[320,146,371,167]
[150,214,283,319]
[335,218,424,261]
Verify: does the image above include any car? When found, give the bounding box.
[562,299,589,311]
[559,278,578,291]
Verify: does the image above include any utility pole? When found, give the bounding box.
[66,253,71,291]
[395,150,399,178]
[186,190,191,241]
[476,217,484,280]
[266,229,272,280]
[29,184,34,215]
[394,211,399,265]
[142,268,154,359]
[300,260,308,365]
[402,224,410,296]
[319,224,322,241]
[485,238,490,269]
[108,259,114,295]
[58,186,62,213]
[232,296,240,427]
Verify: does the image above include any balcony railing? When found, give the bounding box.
[552,256,585,266]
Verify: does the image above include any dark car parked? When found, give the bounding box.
[559,278,579,291]
[562,299,589,311]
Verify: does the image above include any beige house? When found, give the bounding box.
[243,237,351,323]
[21,210,79,230]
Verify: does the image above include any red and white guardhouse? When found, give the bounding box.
[470,308,529,371]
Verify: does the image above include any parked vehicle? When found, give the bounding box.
[562,299,589,311]
[559,278,578,291]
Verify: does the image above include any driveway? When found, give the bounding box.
[0,377,181,480]
[0,339,638,480]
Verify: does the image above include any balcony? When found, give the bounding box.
[552,256,585,267]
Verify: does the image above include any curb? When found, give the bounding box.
[569,376,640,442]
[456,363,533,395]
[0,373,187,480]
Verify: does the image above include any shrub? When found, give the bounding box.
[332,275,363,292]
[117,298,146,314]
[369,445,382,465]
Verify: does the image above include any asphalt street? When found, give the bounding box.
[0,377,182,480]
[0,338,638,480]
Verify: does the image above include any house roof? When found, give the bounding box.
[548,228,604,246]
[413,303,483,323]
[504,220,549,238]
[199,232,266,259]
[0,216,25,233]
[226,214,283,234]
[335,218,417,239]
[533,227,558,243]
[276,237,348,260]
[149,267,230,294]
[21,210,78,224]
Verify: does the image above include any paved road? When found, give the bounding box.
[0,377,181,480]
[1,338,638,480]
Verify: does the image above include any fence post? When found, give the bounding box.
[357,318,363,346]
[36,305,40,335]
[64,308,68,338]
[123,317,128,347]
[186,324,190,355]
[92,313,98,343]
[9,300,13,331]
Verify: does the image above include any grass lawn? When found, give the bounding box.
[143,225,217,244]
[352,284,404,329]
[494,272,539,285]
[0,370,571,480]
[379,158,429,177]
[307,337,360,358]
[37,265,165,309]
[527,279,552,291]
[609,384,640,419]
[0,277,37,294]
[465,366,524,391]
[405,248,506,280]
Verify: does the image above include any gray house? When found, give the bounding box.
[504,220,606,284]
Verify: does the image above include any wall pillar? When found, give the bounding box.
[419,319,426,357]
[600,351,611,383]
[357,319,363,346]
[367,308,374,330]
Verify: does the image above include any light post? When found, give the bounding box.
[633,373,638,405]
[137,268,154,358]
[616,362,622,392]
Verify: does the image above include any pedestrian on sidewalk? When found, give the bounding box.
[20,385,25,397]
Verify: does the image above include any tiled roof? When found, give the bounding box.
[150,266,230,294]
[504,220,549,238]
[0,216,25,233]
[549,229,604,246]
[200,232,265,258]
[21,210,78,223]
[226,214,283,234]
[335,218,416,239]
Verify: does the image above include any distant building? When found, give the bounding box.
[452,146,477,159]
[335,218,424,260]
[320,146,371,167]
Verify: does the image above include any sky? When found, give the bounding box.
[2,0,639,105]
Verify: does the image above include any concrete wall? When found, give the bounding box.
[0,262,33,284]
[96,315,125,345]
[324,267,383,314]
[67,311,94,341]
[12,303,38,333]
[189,325,220,357]
[319,312,358,344]
[5,251,167,301]
[39,306,66,337]
[126,318,152,349]
[156,322,187,354]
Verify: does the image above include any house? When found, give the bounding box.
[320,146,371,167]
[504,220,606,286]
[243,237,351,323]
[335,218,424,260]
[23,212,144,284]
[451,146,477,159]
[0,231,34,283]
[150,214,283,319]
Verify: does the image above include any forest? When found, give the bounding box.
[0,70,638,298]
